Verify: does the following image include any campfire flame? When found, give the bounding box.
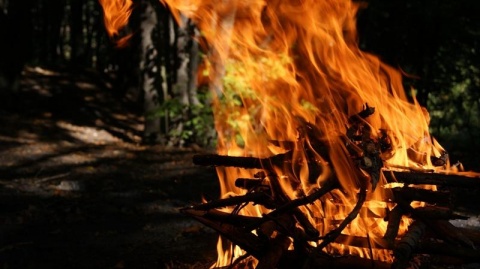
[98,0,133,47]
[162,0,447,265]
[100,0,464,266]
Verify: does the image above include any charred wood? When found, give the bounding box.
[181,208,266,258]
[187,192,276,211]
[316,183,367,249]
[457,227,480,245]
[256,234,291,269]
[383,205,404,246]
[392,221,426,269]
[413,207,469,220]
[193,152,291,169]
[427,220,475,249]
[235,178,268,190]
[391,186,450,205]
[335,234,390,249]
[246,179,338,238]
[300,251,391,269]
[181,208,262,227]
[418,240,480,261]
[383,170,480,188]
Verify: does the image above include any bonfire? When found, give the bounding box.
[99,0,480,268]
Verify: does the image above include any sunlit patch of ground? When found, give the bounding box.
[0,66,218,269]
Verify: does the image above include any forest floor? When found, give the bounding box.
[0,66,219,269]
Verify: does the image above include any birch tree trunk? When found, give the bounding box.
[139,0,164,144]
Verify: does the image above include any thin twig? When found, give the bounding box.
[316,184,367,250]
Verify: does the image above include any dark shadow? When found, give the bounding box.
[0,66,219,269]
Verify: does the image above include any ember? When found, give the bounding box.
[98,0,480,268]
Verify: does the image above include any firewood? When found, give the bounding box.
[181,208,262,227]
[457,227,480,245]
[427,220,475,249]
[245,179,338,238]
[181,208,266,258]
[383,170,480,188]
[316,182,367,250]
[392,221,426,269]
[383,205,404,246]
[418,240,480,261]
[256,234,291,269]
[391,186,450,205]
[413,206,469,220]
[300,250,391,269]
[335,234,390,249]
[235,178,268,190]
[188,153,480,268]
[193,152,291,169]
[188,192,275,211]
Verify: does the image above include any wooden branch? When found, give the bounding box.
[235,178,268,190]
[383,170,480,188]
[181,208,262,227]
[335,234,390,249]
[391,186,450,205]
[383,205,404,246]
[317,184,367,250]
[457,227,480,245]
[418,240,480,261]
[396,195,475,250]
[300,251,391,269]
[188,192,274,211]
[427,220,475,249]
[245,179,338,238]
[181,208,266,258]
[391,220,426,269]
[193,152,291,169]
[256,234,291,269]
[414,207,469,220]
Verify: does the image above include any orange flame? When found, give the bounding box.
[161,0,450,266]
[98,0,134,47]
[99,0,463,266]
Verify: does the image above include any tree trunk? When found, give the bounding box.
[39,0,65,64]
[70,0,84,66]
[139,0,164,144]
[165,16,200,146]
[0,0,33,91]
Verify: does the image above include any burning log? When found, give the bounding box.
[391,221,426,269]
[390,186,451,205]
[316,182,367,250]
[193,152,292,170]
[256,234,291,269]
[184,152,480,268]
[417,240,480,262]
[383,205,404,246]
[383,170,480,188]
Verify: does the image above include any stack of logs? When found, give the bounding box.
[182,106,480,268]
[184,153,480,269]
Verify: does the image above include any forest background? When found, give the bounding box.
[0,0,479,169]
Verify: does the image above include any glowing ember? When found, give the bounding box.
[99,0,464,267]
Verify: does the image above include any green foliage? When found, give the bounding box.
[149,91,215,147]
[358,0,480,168]
[215,55,292,148]
[426,44,480,149]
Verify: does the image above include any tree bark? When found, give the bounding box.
[138,0,164,144]
[70,0,84,66]
[0,0,33,91]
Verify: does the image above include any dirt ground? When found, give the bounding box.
[0,67,219,269]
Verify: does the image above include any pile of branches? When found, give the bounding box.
[182,105,480,269]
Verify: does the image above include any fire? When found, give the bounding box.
[98,0,133,47]
[100,0,455,267]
